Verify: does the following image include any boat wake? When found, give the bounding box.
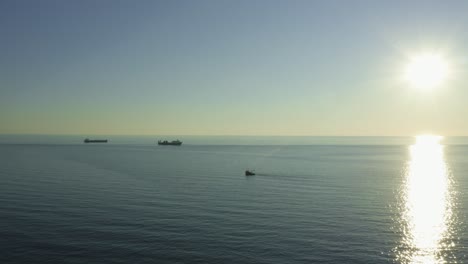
[245,172,316,180]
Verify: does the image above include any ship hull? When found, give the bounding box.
[158,142,182,146]
[158,140,182,146]
[84,139,108,143]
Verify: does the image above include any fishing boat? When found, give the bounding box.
[245,170,255,176]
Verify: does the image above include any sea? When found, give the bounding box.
[1,135,468,263]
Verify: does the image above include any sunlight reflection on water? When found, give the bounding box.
[396,135,456,263]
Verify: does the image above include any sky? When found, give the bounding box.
[1,0,468,136]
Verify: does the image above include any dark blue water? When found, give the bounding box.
[1,137,468,263]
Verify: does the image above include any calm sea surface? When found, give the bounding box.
[1,136,468,263]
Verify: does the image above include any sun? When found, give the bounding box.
[404,53,449,90]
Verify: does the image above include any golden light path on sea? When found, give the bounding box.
[397,135,455,263]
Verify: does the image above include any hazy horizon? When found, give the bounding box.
[3,133,468,137]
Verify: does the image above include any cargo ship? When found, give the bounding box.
[158,139,182,146]
[84,138,108,143]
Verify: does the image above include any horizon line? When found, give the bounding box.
[1,133,467,137]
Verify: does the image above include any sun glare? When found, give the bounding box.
[397,135,455,263]
[405,53,449,91]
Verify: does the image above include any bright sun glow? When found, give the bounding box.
[405,53,449,90]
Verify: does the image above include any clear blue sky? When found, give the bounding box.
[2,0,468,135]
